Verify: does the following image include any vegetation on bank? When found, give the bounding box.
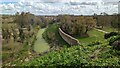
[22,35,120,66]
[42,23,68,47]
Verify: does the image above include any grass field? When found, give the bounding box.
[77,29,105,45]
[102,27,118,32]
[76,27,117,46]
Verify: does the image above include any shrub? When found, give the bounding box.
[104,32,119,39]
[22,46,89,66]
[88,41,102,46]
[108,35,120,45]
[112,40,120,50]
[21,43,120,66]
[40,23,47,28]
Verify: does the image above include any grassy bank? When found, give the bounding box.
[77,29,105,45]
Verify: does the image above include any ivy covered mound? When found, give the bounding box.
[22,35,120,66]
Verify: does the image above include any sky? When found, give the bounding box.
[0,0,120,15]
[0,0,119,2]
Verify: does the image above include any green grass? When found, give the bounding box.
[34,28,50,53]
[77,29,105,45]
[102,27,118,32]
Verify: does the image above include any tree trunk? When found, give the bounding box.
[85,27,88,34]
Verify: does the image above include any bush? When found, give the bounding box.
[88,41,102,46]
[104,32,119,39]
[40,23,47,28]
[21,43,120,66]
[108,35,120,45]
[112,40,120,50]
[22,46,89,66]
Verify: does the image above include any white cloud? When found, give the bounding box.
[7,3,15,9]
[1,0,119,3]
[38,0,119,3]
[0,0,119,15]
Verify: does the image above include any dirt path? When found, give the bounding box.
[94,28,109,34]
[34,28,50,53]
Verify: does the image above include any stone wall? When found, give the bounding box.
[59,28,80,45]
